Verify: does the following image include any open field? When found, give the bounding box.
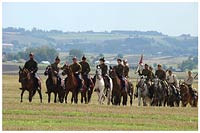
[2,74,198,131]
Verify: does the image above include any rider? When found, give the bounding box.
[23,52,41,89]
[97,57,110,89]
[69,57,83,91]
[155,64,168,92]
[50,56,61,86]
[79,55,91,91]
[114,58,126,91]
[149,66,155,81]
[134,64,151,97]
[123,59,129,78]
[184,71,195,98]
[166,70,178,88]
[166,70,178,95]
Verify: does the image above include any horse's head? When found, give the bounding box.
[18,66,30,82]
[179,83,189,95]
[62,64,72,76]
[137,76,145,88]
[152,77,161,89]
[96,66,102,80]
[44,65,52,76]
[109,66,117,79]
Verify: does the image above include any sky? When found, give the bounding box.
[2,2,198,36]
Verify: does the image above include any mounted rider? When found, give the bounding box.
[155,64,169,91]
[183,71,196,98]
[23,52,41,89]
[166,69,179,95]
[134,63,151,97]
[79,55,91,90]
[123,59,129,78]
[114,58,126,91]
[69,57,83,91]
[97,57,110,89]
[50,56,61,86]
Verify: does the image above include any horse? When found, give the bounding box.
[80,75,94,104]
[62,64,79,104]
[136,76,152,106]
[151,77,167,106]
[18,66,42,103]
[94,67,113,105]
[44,65,65,103]
[166,84,180,107]
[109,67,127,106]
[179,83,198,107]
[127,80,134,106]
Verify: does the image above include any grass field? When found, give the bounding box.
[2,75,198,131]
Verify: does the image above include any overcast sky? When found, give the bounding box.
[2,2,198,36]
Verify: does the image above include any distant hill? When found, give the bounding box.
[2,27,198,56]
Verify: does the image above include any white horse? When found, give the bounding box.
[137,76,151,106]
[94,67,113,105]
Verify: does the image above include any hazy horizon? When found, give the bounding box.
[3,2,198,36]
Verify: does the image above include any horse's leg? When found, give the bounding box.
[138,90,141,106]
[81,92,84,104]
[37,88,42,103]
[130,94,133,106]
[84,91,88,104]
[107,89,111,105]
[65,89,69,104]
[54,92,57,103]
[29,91,32,102]
[48,92,51,103]
[20,89,25,102]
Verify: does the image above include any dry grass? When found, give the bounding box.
[2,75,198,131]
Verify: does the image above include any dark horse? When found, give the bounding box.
[18,66,42,103]
[151,78,167,106]
[62,64,80,104]
[179,83,198,107]
[81,75,94,104]
[44,65,65,103]
[109,67,127,106]
[166,84,180,107]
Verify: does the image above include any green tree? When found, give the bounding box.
[69,49,84,60]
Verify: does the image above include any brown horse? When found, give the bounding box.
[18,66,42,103]
[109,67,127,106]
[81,75,94,104]
[179,83,197,107]
[44,65,65,103]
[62,64,79,104]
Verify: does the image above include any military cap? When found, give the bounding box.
[99,57,105,62]
[55,56,60,61]
[117,58,122,62]
[29,52,34,56]
[72,56,77,60]
[82,55,86,60]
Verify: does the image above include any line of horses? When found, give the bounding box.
[18,66,198,107]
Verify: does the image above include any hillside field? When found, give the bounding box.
[2,75,198,131]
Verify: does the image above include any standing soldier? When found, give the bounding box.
[79,55,91,90]
[69,57,82,90]
[123,59,129,78]
[23,52,41,89]
[114,58,126,91]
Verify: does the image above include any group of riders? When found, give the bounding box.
[22,52,197,102]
